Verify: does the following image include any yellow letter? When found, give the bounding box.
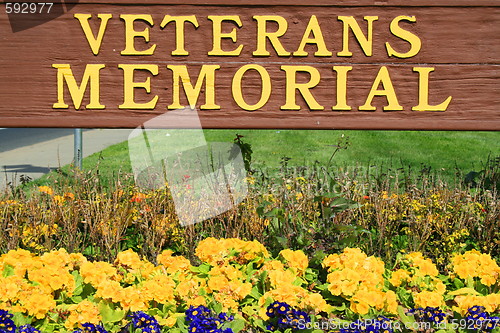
[118,64,158,109]
[359,66,402,111]
[208,15,243,56]
[253,15,290,56]
[74,13,112,55]
[332,66,352,111]
[412,67,452,111]
[281,66,323,110]
[386,16,421,58]
[160,15,199,56]
[293,15,332,57]
[120,14,156,55]
[337,16,378,57]
[52,64,105,109]
[167,65,220,109]
[232,64,271,111]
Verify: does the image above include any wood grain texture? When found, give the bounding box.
[70,0,500,7]
[0,2,499,130]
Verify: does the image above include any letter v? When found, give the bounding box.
[74,13,113,55]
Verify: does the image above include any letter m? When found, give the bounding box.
[53,64,105,109]
[167,65,220,110]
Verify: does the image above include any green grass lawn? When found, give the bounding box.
[34,130,499,187]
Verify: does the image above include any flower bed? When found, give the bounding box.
[0,238,499,332]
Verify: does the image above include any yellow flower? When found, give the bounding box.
[53,195,65,206]
[0,276,25,302]
[80,261,121,287]
[141,275,176,304]
[95,280,123,303]
[350,300,370,315]
[454,294,500,315]
[208,275,229,292]
[413,290,443,308]
[260,285,308,309]
[195,237,269,265]
[245,176,256,185]
[351,289,384,310]
[115,249,144,270]
[303,293,330,313]
[120,286,148,311]
[406,252,438,276]
[279,249,308,275]
[451,250,500,286]
[22,292,56,319]
[268,269,297,288]
[384,290,398,314]
[389,269,411,287]
[164,313,183,328]
[261,260,285,272]
[157,250,191,274]
[65,300,102,330]
[187,295,207,307]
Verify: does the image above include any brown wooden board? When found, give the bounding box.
[0,1,499,130]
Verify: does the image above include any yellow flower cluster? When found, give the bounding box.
[451,250,500,286]
[0,248,189,329]
[258,256,329,317]
[208,264,252,311]
[405,252,439,277]
[195,237,270,265]
[81,250,178,314]
[454,294,500,315]
[65,300,102,330]
[21,223,59,251]
[323,248,397,315]
[279,249,309,276]
[389,252,445,308]
[1,240,499,331]
[0,249,78,319]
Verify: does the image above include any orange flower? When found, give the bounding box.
[38,186,53,196]
[130,192,147,203]
[64,192,75,200]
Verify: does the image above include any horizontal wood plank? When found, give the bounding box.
[67,1,500,7]
[0,3,498,130]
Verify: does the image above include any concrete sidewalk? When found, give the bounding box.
[0,129,131,189]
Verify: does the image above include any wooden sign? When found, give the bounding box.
[0,0,499,130]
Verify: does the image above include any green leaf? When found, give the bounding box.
[167,329,182,333]
[70,296,83,303]
[397,306,416,327]
[212,302,223,314]
[466,277,475,289]
[191,263,211,275]
[254,319,268,331]
[176,315,187,331]
[12,312,31,327]
[453,278,465,289]
[242,305,257,317]
[98,301,126,323]
[249,287,262,300]
[37,318,59,333]
[2,264,14,278]
[229,318,246,333]
[274,236,288,249]
[448,287,480,296]
[71,270,84,296]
